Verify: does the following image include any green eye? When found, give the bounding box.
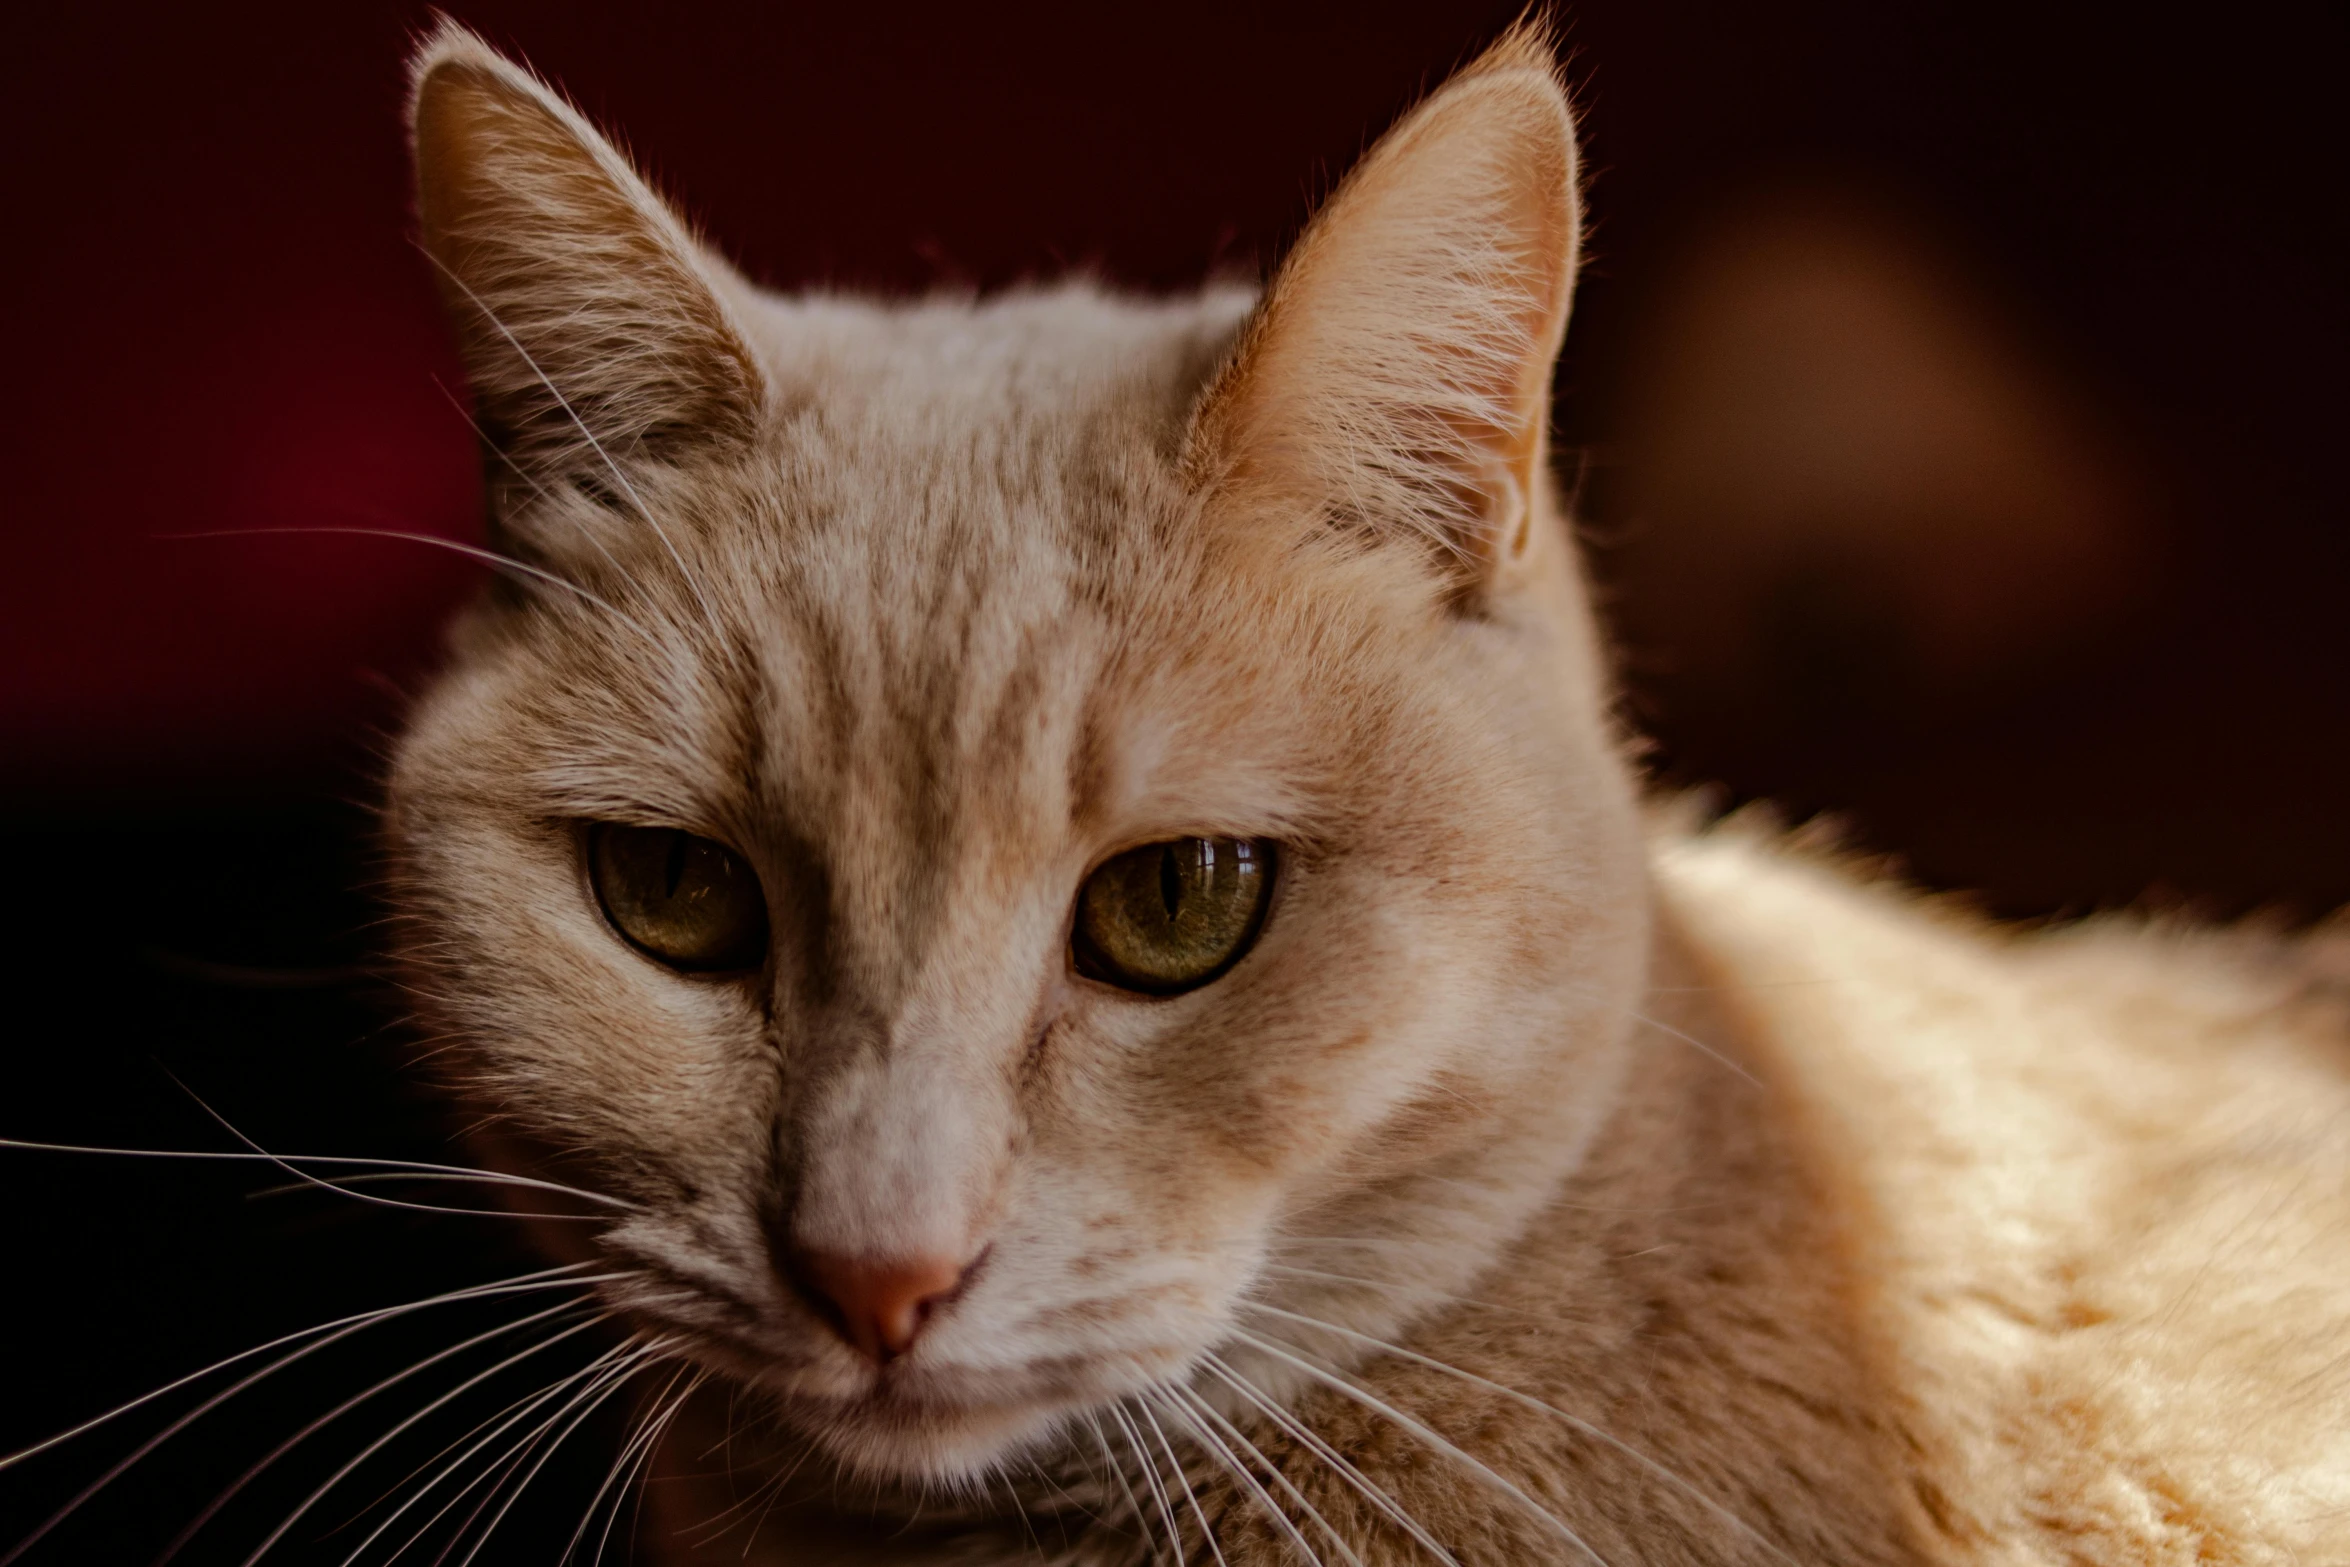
[1073,837,1274,995]
[588,824,769,972]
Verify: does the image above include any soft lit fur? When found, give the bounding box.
[385,20,2350,1564]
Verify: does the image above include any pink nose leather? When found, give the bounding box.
[792,1248,970,1363]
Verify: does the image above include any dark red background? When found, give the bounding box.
[8,0,2347,916]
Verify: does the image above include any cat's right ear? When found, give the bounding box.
[408,23,764,552]
[1183,24,1581,604]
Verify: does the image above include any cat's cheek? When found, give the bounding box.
[419,858,777,1188]
[1008,1009,1288,1277]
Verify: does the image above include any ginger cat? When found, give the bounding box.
[379,20,2350,1564]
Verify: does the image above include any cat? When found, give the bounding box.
[376,17,2350,1565]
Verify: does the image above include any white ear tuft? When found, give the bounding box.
[1188,23,1581,592]
[408,22,764,533]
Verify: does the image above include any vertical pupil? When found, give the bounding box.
[664,831,689,899]
[1159,844,1183,920]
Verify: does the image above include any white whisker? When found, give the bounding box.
[1201,1353,1457,1566]
[335,1334,650,1566]
[161,1300,609,1566]
[1259,1262,1551,1325]
[428,372,562,511]
[1166,1383,1345,1567]
[1630,1011,1761,1088]
[609,1367,706,1564]
[171,1074,615,1226]
[1,1282,619,1567]
[419,251,727,639]
[673,1393,819,1553]
[424,372,663,613]
[243,1169,597,1203]
[1110,1403,1186,1565]
[559,1365,684,1566]
[0,1262,599,1477]
[1244,1302,1796,1566]
[0,1138,636,1212]
[440,1339,668,1567]
[157,527,667,652]
[1136,1392,1229,1567]
[1082,1409,1161,1562]
[405,1345,648,1567]
[1228,1327,1611,1567]
[563,1361,699,1566]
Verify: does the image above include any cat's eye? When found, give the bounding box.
[1073,837,1274,995]
[588,823,769,973]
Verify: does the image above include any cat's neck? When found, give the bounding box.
[1229,901,1923,1564]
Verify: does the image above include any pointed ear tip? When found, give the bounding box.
[405,19,548,134]
[406,30,562,238]
[1480,13,1564,71]
[1393,61,1575,214]
[1444,16,1574,127]
[408,16,494,92]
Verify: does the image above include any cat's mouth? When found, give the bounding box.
[639,1297,1183,1479]
[824,1340,1233,1484]
[596,1228,1229,1478]
[719,1349,1167,1482]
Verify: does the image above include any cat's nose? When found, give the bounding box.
[785,1246,975,1363]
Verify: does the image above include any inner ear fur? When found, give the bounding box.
[409,23,764,516]
[1186,24,1581,591]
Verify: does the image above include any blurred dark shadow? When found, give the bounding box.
[1,1,2342,1560]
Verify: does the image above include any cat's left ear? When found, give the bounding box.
[1185,24,1580,599]
[408,23,765,547]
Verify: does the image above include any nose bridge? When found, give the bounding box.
[782,770,1054,1259]
[818,752,1006,1015]
[788,1025,1010,1262]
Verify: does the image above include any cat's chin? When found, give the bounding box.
[772,1385,1072,1484]
[756,1345,1217,1485]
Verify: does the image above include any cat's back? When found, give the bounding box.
[1657,819,2350,1564]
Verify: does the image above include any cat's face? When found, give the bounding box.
[387,25,1645,1483]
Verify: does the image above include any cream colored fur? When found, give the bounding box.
[383,19,2350,1566]
[1662,825,2350,1563]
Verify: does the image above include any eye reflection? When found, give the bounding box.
[588,823,769,972]
[1073,837,1274,995]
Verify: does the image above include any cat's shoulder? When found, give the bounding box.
[1651,806,2350,1564]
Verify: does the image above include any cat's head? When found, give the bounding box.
[386,21,1647,1484]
